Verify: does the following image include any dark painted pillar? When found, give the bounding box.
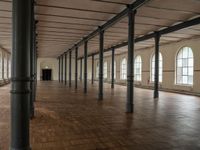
[79,58,82,81]
[91,55,94,85]
[98,29,104,100]
[61,55,63,83]
[69,51,72,87]
[111,47,115,89]
[29,0,34,119]
[126,9,136,113]
[75,47,78,89]
[64,52,67,85]
[84,41,88,94]
[11,0,31,149]
[58,57,60,82]
[154,32,160,99]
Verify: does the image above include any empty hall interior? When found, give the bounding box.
[0,0,200,149]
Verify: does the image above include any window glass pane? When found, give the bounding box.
[176,47,193,85]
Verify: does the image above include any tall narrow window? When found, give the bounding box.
[110,61,116,79]
[134,55,142,81]
[0,51,2,80]
[121,58,127,80]
[96,61,99,78]
[103,61,107,79]
[176,47,193,85]
[151,52,163,82]
[4,53,7,79]
[8,56,11,78]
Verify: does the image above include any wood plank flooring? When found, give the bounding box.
[0,81,200,150]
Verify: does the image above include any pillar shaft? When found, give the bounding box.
[91,55,94,85]
[61,55,63,83]
[58,57,60,82]
[69,51,72,87]
[79,59,82,81]
[64,53,67,85]
[154,32,160,98]
[98,29,104,100]
[11,0,31,149]
[29,0,34,119]
[126,9,136,113]
[75,47,78,89]
[84,41,88,93]
[111,48,115,89]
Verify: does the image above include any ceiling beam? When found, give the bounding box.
[60,0,150,57]
[82,16,200,58]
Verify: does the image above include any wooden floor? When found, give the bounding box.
[1,81,200,150]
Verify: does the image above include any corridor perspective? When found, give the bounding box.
[0,0,200,149]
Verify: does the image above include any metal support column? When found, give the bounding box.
[98,29,104,100]
[29,0,34,119]
[58,57,60,82]
[126,9,136,113]
[11,0,31,149]
[91,55,94,85]
[154,32,160,99]
[64,53,67,85]
[84,41,88,94]
[80,58,82,81]
[61,55,63,83]
[111,47,115,89]
[69,51,72,87]
[75,47,78,89]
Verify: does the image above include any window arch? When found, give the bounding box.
[176,47,193,85]
[134,55,142,81]
[96,61,99,78]
[110,61,116,79]
[120,58,127,80]
[151,52,163,82]
[103,61,108,79]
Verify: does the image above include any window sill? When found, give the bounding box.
[175,84,193,87]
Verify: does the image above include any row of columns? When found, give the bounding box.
[58,7,161,109]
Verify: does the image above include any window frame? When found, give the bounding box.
[175,46,194,86]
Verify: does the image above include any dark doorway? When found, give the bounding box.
[42,69,52,81]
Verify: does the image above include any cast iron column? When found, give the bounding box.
[11,0,31,149]
[79,58,82,81]
[61,55,63,83]
[91,55,94,85]
[58,57,60,82]
[69,51,72,87]
[64,52,67,85]
[154,32,160,98]
[84,41,88,94]
[111,47,115,89]
[75,47,78,89]
[98,28,104,100]
[126,9,136,113]
[29,0,34,119]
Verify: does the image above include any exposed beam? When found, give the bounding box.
[61,0,150,55]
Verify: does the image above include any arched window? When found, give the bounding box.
[110,61,116,79]
[0,51,2,79]
[134,55,142,81]
[151,52,163,82]
[4,53,7,79]
[176,47,193,85]
[8,56,11,78]
[96,62,99,78]
[104,61,107,79]
[120,58,127,80]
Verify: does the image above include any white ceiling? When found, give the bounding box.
[0,0,199,58]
